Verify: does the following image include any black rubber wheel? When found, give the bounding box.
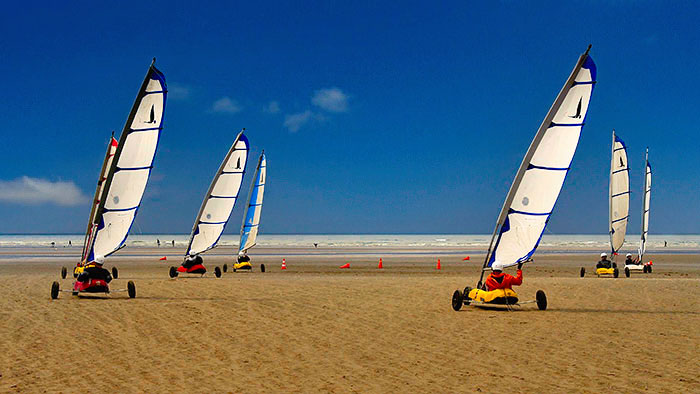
[452,290,463,311]
[462,286,472,305]
[60,267,67,279]
[613,268,619,278]
[223,264,228,273]
[536,290,547,310]
[127,281,136,298]
[648,266,652,273]
[625,267,630,277]
[233,267,237,272]
[169,266,178,278]
[215,266,222,278]
[260,264,266,273]
[612,262,617,269]
[643,265,648,273]
[112,267,119,279]
[580,267,585,278]
[51,281,60,299]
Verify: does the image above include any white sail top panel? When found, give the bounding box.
[239,153,266,253]
[639,155,651,259]
[187,133,249,255]
[488,50,596,268]
[88,62,166,261]
[609,133,629,253]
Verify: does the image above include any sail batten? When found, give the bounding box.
[186,132,249,256]
[86,62,167,261]
[239,152,266,253]
[480,47,596,279]
[609,131,630,255]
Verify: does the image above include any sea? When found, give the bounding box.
[1,234,699,253]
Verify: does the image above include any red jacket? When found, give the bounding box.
[485,270,523,291]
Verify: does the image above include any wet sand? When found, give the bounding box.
[0,247,698,393]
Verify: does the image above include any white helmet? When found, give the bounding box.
[600,252,608,258]
[626,253,632,257]
[93,256,105,265]
[491,260,505,272]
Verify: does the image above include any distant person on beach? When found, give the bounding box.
[625,253,639,265]
[596,253,612,269]
[182,253,203,269]
[157,239,161,247]
[51,241,56,248]
[484,261,523,291]
[172,240,175,247]
[664,241,667,247]
[77,256,112,283]
[68,240,72,246]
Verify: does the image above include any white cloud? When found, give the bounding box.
[168,83,190,100]
[284,110,313,132]
[211,97,242,113]
[263,101,280,114]
[0,176,88,206]
[311,87,349,112]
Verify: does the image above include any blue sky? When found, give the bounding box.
[0,1,698,234]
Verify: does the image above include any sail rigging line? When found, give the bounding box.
[85,59,167,261]
[477,45,596,288]
[185,130,249,256]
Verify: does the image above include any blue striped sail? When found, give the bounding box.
[88,60,166,261]
[484,47,597,271]
[186,131,249,256]
[239,152,266,253]
[609,131,630,254]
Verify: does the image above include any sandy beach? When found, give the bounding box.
[0,247,698,393]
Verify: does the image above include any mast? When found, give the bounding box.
[639,148,650,261]
[609,129,615,256]
[477,45,593,288]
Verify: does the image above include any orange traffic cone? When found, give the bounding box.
[436,259,441,270]
[378,258,383,269]
[340,263,350,269]
[462,256,470,261]
[281,259,287,270]
[159,256,167,261]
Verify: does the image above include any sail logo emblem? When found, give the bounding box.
[619,157,624,167]
[145,105,156,124]
[206,213,212,219]
[569,97,582,119]
[113,196,120,204]
[236,158,241,169]
[522,197,529,206]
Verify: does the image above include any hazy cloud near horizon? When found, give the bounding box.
[0,177,88,206]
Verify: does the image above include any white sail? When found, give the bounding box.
[609,131,629,254]
[638,149,651,260]
[81,136,118,262]
[186,131,249,255]
[87,60,166,261]
[484,47,596,270]
[239,152,266,253]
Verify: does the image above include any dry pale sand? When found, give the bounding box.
[0,247,698,393]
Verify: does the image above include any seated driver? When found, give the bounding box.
[77,256,112,283]
[596,252,612,269]
[182,252,203,269]
[484,260,523,291]
[624,253,639,265]
[237,252,251,264]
